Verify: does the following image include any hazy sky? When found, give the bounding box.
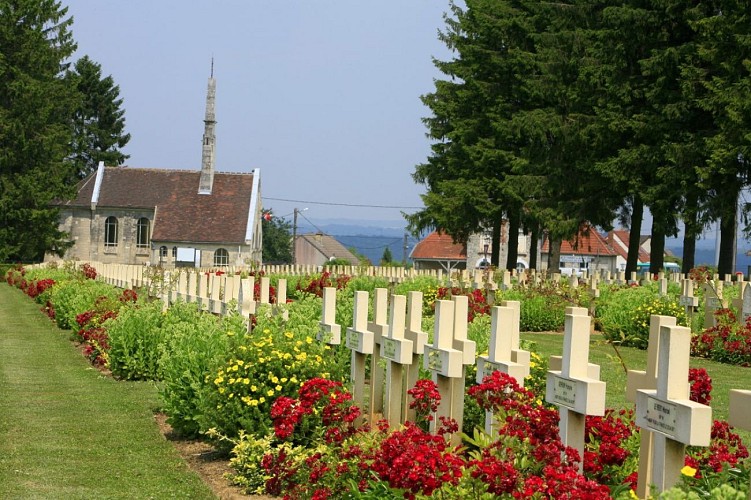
[63,1,455,225]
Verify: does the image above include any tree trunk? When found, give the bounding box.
[547,236,562,274]
[506,210,520,271]
[491,218,501,267]
[681,203,698,273]
[529,226,539,270]
[626,196,644,276]
[649,218,665,275]
[718,208,737,276]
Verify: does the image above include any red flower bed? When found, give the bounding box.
[692,308,751,366]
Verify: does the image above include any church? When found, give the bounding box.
[52,72,263,268]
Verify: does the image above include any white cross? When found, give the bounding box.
[367,288,389,414]
[635,324,712,494]
[545,306,606,473]
[404,291,428,421]
[318,286,341,345]
[381,294,414,428]
[346,290,375,425]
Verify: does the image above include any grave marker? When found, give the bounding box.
[477,305,530,435]
[404,291,429,421]
[346,291,375,425]
[703,281,723,328]
[423,300,464,445]
[449,295,476,436]
[545,307,606,473]
[635,324,712,494]
[381,294,414,428]
[679,279,698,320]
[625,315,677,499]
[367,288,389,415]
[318,287,341,345]
[729,389,751,500]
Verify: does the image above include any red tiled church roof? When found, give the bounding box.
[410,231,467,260]
[62,166,255,244]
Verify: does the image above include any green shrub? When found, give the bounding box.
[48,279,119,330]
[158,301,232,437]
[107,299,166,380]
[198,297,349,440]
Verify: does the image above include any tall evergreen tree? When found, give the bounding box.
[261,211,293,263]
[0,0,78,262]
[67,55,130,178]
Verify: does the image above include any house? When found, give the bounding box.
[541,227,619,274]
[51,72,263,267]
[409,231,467,271]
[294,233,360,266]
[607,229,651,271]
[466,221,533,270]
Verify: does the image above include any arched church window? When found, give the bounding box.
[104,217,118,247]
[136,218,150,248]
[214,248,229,266]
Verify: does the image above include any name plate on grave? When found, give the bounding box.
[482,359,502,379]
[424,346,462,378]
[645,396,677,437]
[706,297,721,310]
[317,323,341,345]
[552,375,577,409]
[345,328,373,354]
[679,296,697,307]
[381,337,413,364]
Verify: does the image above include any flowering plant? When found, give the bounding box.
[692,308,751,366]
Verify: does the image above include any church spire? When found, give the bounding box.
[198,60,216,195]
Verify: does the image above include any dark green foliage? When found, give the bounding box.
[262,210,293,263]
[67,55,130,178]
[0,0,79,262]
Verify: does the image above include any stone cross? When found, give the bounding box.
[381,294,414,428]
[272,278,288,320]
[703,281,723,328]
[346,291,375,425]
[423,299,464,445]
[449,295,476,436]
[625,314,677,499]
[404,291,428,421]
[498,300,530,368]
[679,279,698,320]
[367,288,389,414]
[500,271,511,291]
[732,282,751,326]
[629,271,638,285]
[729,389,751,500]
[635,324,712,494]
[210,273,222,314]
[658,277,668,297]
[477,305,530,435]
[318,287,341,345]
[545,307,606,473]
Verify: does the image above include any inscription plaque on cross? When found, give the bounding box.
[477,305,530,435]
[345,291,375,425]
[729,389,751,500]
[625,314,676,499]
[635,324,712,494]
[404,291,428,421]
[318,287,341,345]
[381,294,414,428]
[423,299,464,445]
[545,307,606,472]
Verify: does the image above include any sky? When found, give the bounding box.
[63,1,456,226]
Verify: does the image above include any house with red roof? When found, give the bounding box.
[541,227,619,274]
[51,73,263,267]
[606,229,651,271]
[409,231,467,272]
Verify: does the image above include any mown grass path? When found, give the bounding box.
[0,285,215,499]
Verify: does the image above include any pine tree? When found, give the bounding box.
[0,0,79,262]
[68,55,130,178]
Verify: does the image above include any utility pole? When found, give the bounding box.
[293,208,298,265]
[403,233,408,266]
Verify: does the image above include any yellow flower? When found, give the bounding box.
[228,377,236,384]
[251,385,258,392]
[267,389,275,397]
[232,365,239,372]
[306,336,313,344]
[281,377,288,383]
[237,360,244,366]
[214,377,224,385]
[680,465,697,477]
[270,376,279,384]
[629,490,639,499]
[259,397,266,403]
[243,378,250,385]
[290,376,298,384]
[285,332,294,339]
[249,399,259,407]
[275,385,282,391]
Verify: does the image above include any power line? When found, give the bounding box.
[264,196,422,210]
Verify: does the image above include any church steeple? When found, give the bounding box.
[198,60,216,195]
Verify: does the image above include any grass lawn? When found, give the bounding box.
[523,331,751,443]
[0,285,215,499]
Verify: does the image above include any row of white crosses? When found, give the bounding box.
[319,288,721,496]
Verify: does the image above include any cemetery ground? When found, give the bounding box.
[3,263,751,498]
[0,284,260,499]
